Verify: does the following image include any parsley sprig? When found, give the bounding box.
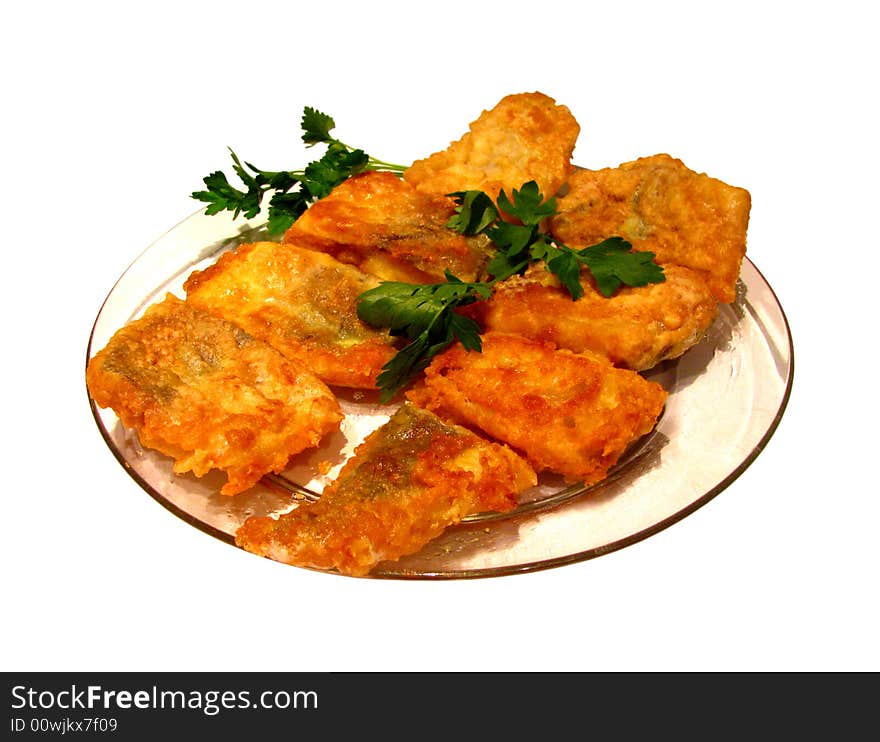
[357,273,493,402]
[359,181,666,400]
[192,107,406,235]
[447,181,666,299]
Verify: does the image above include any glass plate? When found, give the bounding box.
[86,208,794,579]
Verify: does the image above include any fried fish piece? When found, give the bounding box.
[235,402,536,576]
[406,333,667,485]
[549,154,751,303]
[403,92,580,202]
[184,241,398,389]
[282,171,490,283]
[86,294,342,495]
[465,264,718,371]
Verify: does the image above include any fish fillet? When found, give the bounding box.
[465,264,718,371]
[550,154,750,303]
[406,332,667,485]
[235,402,536,576]
[184,241,398,389]
[404,92,580,203]
[282,171,490,283]
[86,294,342,495]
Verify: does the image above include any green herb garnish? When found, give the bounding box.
[192,107,406,235]
[357,273,493,402]
[447,180,665,299]
[360,181,666,400]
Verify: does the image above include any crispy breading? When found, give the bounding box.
[403,92,580,202]
[464,264,718,371]
[281,171,490,283]
[235,402,536,576]
[86,294,342,495]
[549,154,750,303]
[184,241,398,389]
[406,333,667,485]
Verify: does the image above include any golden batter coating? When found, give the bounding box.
[549,154,750,303]
[184,241,398,389]
[403,92,580,203]
[406,333,667,485]
[282,171,490,283]
[465,264,718,371]
[86,294,342,495]
[235,402,536,576]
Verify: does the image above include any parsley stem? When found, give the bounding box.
[333,138,406,173]
[366,157,407,173]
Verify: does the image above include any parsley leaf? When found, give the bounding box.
[301,107,337,145]
[578,237,666,297]
[302,143,370,198]
[445,180,665,299]
[192,107,406,234]
[486,221,535,279]
[446,190,499,234]
[496,181,557,225]
[529,236,586,298]
[192,168,260,218]
[265,190,312,235]
[357,273,493,402]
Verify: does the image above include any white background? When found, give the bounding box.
[3,1,877,671]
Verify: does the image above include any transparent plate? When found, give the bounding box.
[86,208,794,579]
